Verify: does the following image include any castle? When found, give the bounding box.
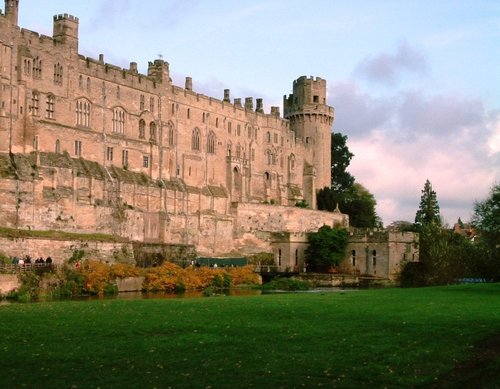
[0,1,417,279]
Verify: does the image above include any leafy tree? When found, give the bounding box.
[414,179,441,228]
[471,183,500,245]
[305,225,348,272]
[331,132,355,193]
[317,184,380,228]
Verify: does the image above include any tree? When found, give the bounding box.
[305,225,348,272]
[331,132,355,193]
[471,183,500,245]
[414,179,441,228]
[317,184,380,228]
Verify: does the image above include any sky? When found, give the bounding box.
[14,0,499,226]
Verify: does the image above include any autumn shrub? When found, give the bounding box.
[226,266,261,286]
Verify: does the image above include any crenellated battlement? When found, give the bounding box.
[53,13,79,23]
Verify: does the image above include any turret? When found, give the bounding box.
[4,0,18,25]
[147,59,170,86]
[53,13,79,52]
[283,76,335,204]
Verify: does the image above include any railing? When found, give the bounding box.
[0,263,59,273]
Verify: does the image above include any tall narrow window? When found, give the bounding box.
[140,94,145,111]
[31,91,39,116]
[149,97,154,113]
[53,63,63,85]
[76,99,91,127]
[86,77,91,91]
[168,123,175,146]
[74,140,82,156]
[116,86,120,99]
[372,250,377,267]
[46,95,54,119]
[106,147,114,161]
[207,132,215,154]
[33,57,42,78]
[352,250,356,267]
[139,119,145,139]
[237,124,241,136]
[112,108,125,134]
[228,122,232,134]
[236,143,241,158]
[33,135,39,150]
[122,150,128,167]
[149,122,157,141]
[266,131,271,143]
[191,128,200,151]
[143,155,149,168]
[55,139,61,154]
[79,75,83,89]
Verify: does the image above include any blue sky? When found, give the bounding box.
[16,0,499,226]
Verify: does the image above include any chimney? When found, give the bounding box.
[245,97,254,111]
[185,77,192,91]
[223,89,230,103]
[256,98,264,113]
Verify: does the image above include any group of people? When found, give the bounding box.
[10,255,53,266]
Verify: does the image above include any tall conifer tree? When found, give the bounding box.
[415,179,441,227]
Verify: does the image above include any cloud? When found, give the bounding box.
[356,42,428,85]
[329,81,392,136]
[329,78,496,225]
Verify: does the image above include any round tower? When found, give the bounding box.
[284,76,334,201]
[4,0,19,25]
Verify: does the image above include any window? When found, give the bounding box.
[143,155,149,168]
[215,118,219,128]
[228,122,232,134]
[122,150,128,167]
[372,250,377,267]
[149,122,157,141]
[33,57,42,78]
[168,124,175,146]
[266,131,271,143]
[53,63,63,85]
[227,142,232,157]
[290,154,295,170]
[140,95,145,111]
[112,108,125,134]
[31,91,39,116]
[23,59,31,75]
[207,131,215,154]
[46,95,54,119]
[313,95,319,103]
[274,133,278,143]
[55,139,61,154]
[76,99,91,127]
[264,172,270,181]
[266,150,272,165]
[139,119,145,139]
[247,126,252,138]
[187,108,190,119]
[33,135,39,150]
[106,146,114,161]
[74,140,82,156]
[237,124,241,136]
[192,128,200,151]
[79,75,83,89]
[236,143,241,158]
[116,86,120,99]
[352,250,356,267]
[86,77,91,91]
[149,97,154,113]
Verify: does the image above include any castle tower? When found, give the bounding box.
[52,13,79,52]
[284,76,334,203]
[4,0,19,25]
[147,59,170,86]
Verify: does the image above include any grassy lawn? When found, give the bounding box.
[1,284,499,388]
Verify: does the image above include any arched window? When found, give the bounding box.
[168,122,175,146]
[149,122,157,141]
[33,57,42,78]
[53,63,63,85]
[86,77,91,91]
[79,75,83,89]
[55,139,61,154]
[191,128,200,151]
[266,131,271,143]
[264,172,270,181]
[75,99,91,127]
[46,94,54,119]
[266,150,272,165]
[372,250,377,267]
[207,131,215,154]
[139,119,145,139]
[290,154,296,170]
[112,108,125,134]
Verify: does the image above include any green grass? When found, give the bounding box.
[1,284,500,388]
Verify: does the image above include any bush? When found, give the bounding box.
[262,277,311,291]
